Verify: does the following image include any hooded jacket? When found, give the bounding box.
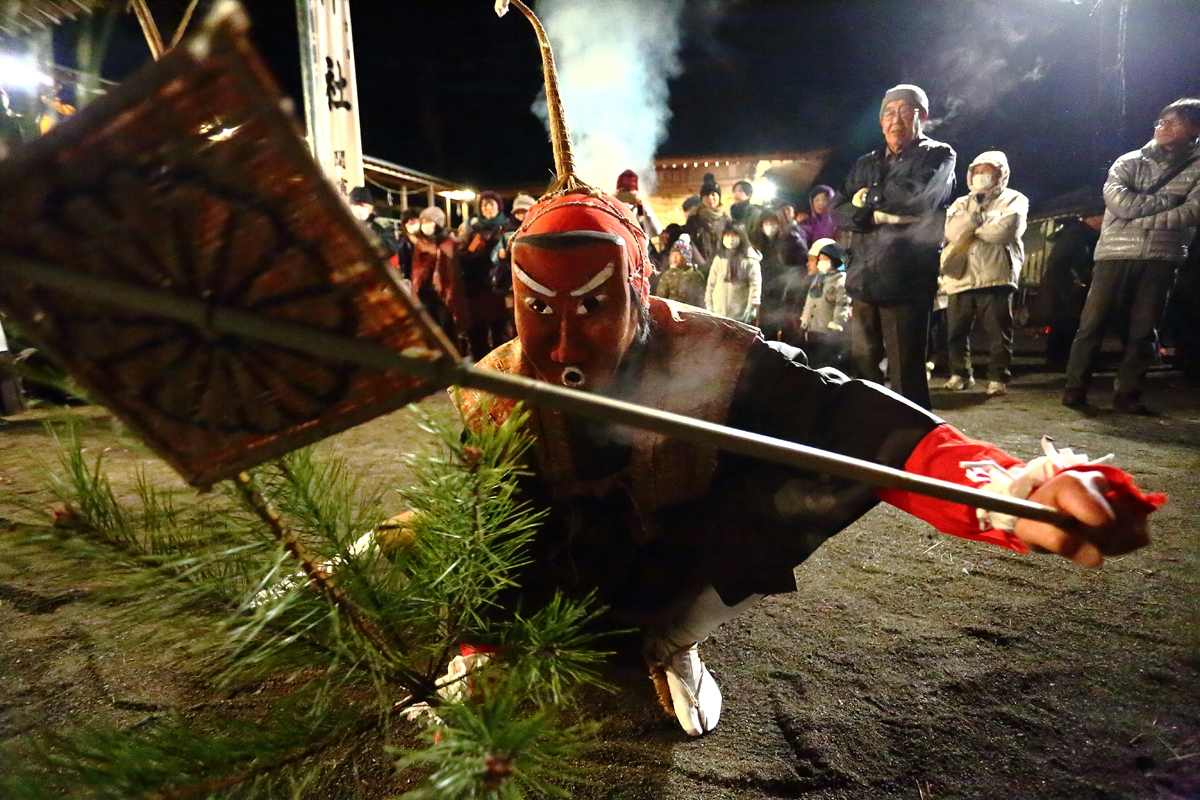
[834,135,957,305]
[1093,138,1200,263]
[705,236,762,320]
[939,151,1028,295]
[799,185,839,243]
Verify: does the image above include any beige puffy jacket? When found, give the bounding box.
[1093,139,1200,263]
[940,151,1028,296]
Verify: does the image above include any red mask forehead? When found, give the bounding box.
[511,239,629,298]
[514,191,651,307]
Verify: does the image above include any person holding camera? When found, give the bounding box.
[834,84,956,410]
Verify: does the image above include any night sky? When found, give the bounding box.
[77,0,1200,209]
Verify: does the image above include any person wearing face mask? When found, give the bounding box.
[1063,98,1200,414]
[938,151,1029,397]
[411,206,468,346]
[456,191,513,358]
[391,209,420,282]
[705,223,762,324]
[833,84,956,410]
[348,186,403,262]
[753,209,808,340]
[800,241,852,368]
[684,173,731,272]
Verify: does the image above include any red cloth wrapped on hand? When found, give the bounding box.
[877,424,1165,553]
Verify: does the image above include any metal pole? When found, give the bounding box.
[0,255,1078,529]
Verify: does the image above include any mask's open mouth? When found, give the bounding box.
[561,367,586,389]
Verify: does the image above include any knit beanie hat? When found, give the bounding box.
[511,193,536,213]
[880,83,929,118]
[418,206,446,227]
[817,241,846,268]
[681,194,702,213]
[808,237,837,258]
[699,173,721,198]
[670,232,694,266]
[616,169,639,193]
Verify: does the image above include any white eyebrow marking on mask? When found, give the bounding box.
[569,263,615,297]
[512,263,557,297]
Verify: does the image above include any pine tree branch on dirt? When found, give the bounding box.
[0,402,613,799]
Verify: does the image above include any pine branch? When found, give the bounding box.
[232,471,434,698]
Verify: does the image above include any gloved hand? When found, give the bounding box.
[873,210,920,225]
[741,304,760,324]
[852,188,869,208]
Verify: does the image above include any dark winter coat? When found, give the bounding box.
[684,206,731,270]
[412,232,467,327]
[835,136,957,305]
[460,213,510,297]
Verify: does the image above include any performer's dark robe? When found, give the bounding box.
[457,298,1027,626]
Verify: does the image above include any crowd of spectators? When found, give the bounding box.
[640,87,1200,415]
[334,83,1199,417]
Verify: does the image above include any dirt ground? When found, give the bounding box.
[1,357,1197,800]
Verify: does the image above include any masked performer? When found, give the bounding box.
[448,0,1162,738]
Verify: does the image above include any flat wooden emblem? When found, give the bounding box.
[0,4,457,488]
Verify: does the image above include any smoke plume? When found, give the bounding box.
[533,0,686,193]
[922,2,1051,135]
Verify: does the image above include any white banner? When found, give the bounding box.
[299,0,364,199]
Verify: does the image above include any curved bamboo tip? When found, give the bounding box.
[494,0,510,17]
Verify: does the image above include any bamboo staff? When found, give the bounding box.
[0,254,1079,530]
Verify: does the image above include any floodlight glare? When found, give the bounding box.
[0,54,52,92]
[753,179,777,203]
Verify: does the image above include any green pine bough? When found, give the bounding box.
[0,405,610,799]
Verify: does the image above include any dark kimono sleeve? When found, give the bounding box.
[698,339,1049,605]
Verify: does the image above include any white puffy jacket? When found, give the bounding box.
[705,249,762,321]
[940,151,1028,296]
[1093,139,1200,263]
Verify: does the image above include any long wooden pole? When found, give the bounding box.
[0,255,1077,529]
[129,0,165,60]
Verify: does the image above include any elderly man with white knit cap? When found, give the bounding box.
[833,84,957,410]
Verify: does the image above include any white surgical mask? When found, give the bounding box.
[969,171,996,193]
[762,224,778,238]
[405,221,420,235]
[351,204,372,221]
[420,221,438,236]
[723,236,739,249]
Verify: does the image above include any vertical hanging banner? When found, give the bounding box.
[296,0,365,198]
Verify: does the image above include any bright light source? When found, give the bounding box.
[0,54,52,92]
[753,179,777,203]
[438,189,476,201]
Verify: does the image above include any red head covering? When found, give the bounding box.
[616,169,639,192]
[514,190,652,308]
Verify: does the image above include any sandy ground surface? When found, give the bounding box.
[1,359,1197,800]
